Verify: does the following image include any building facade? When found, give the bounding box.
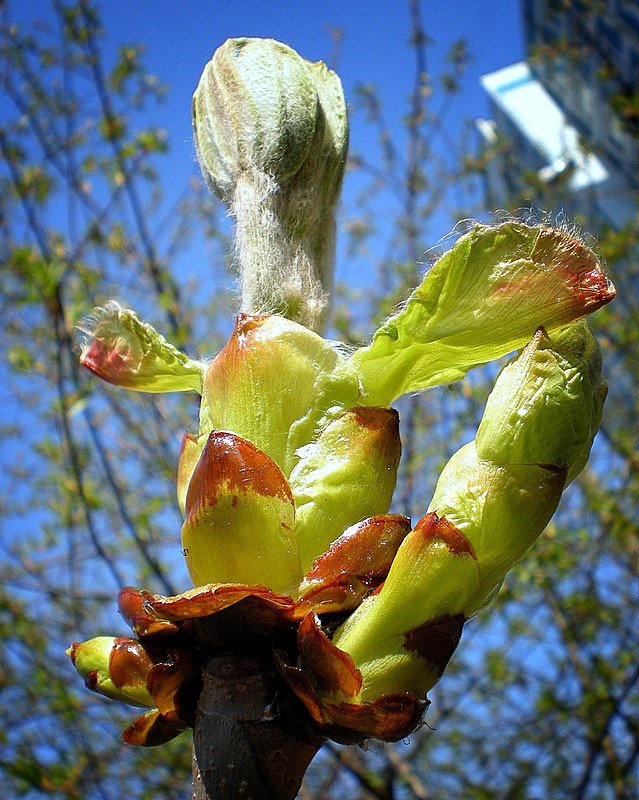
[478,0,639,229]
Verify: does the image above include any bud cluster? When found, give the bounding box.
[68,36,614,752]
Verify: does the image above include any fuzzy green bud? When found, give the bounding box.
[193,38,318,199]
[193,38,349,331]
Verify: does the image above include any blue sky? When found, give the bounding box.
[98,0,525,231]
[87,0,525,152]
[14,1,526,290]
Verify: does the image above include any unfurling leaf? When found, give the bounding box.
[347,223,614,406]
[79,302,204,393]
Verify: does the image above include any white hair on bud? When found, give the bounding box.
[232,170,333,332]
[415,208,606,280]
[75,301,125,355]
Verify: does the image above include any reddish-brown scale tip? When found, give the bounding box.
[304,514,410,583]
[203,314,268,392]
[85,669,99,691]
[403,613,466,678]
[123,709,184,747]
[110,638,153,690]
[297,613,362,697]
[179,432,198,449]
[280,651,428,744]
[184,430,294,519]
[350,406,400,432]
[412,512,477,559]
[234,312,270,337]
[117,586,180,638]
[143,584,296,630]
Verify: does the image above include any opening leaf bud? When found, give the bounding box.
[181,431,301,592]
[332,514,479,701]
[476,320,606,484]
[430,320,606,607]
[199,314,350,477]
[290,407,401,572]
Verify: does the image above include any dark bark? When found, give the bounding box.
[190,627,325,800]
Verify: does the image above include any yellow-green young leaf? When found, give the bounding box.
[427,442,566,609]
[181,431,301,593]
[476,320,606,484]
[346,222,615,406]
[79,303,205,393]
[332,513,479,701]
[199,314,355,476]
[290,407,401,572]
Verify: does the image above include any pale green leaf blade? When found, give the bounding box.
[79,302,205,393]
[347,222,615,406]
